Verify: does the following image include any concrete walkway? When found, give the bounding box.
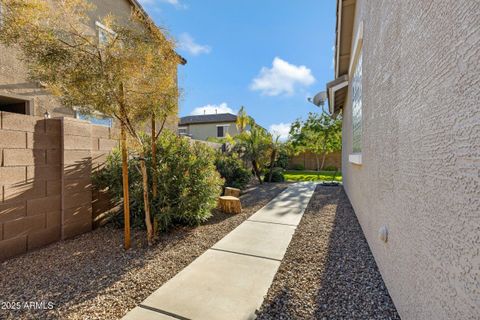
[122,182,317,320]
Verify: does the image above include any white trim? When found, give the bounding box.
[215,124,230,127]
[95,21,115,35]
[349,153,362,165]
[334,0,342,78]
[348,21,363,76]
[328,79,349,114]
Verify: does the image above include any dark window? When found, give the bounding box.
[0,95,30,114]
[217,126,224,138]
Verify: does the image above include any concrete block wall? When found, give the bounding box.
[0,112,62,260]
[0,112,119,261]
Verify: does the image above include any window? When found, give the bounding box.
[0,3,4,28]
[178,127,188,135]
[217,126,225,138]
[96,21,115,46]
[76,110,113,127]
[351,51,362,154]
[0,95,32,115]
[216,125,229,138]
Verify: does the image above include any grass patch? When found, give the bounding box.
[284,170,342,182]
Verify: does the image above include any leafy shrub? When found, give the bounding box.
[214,153,251,190]
[323,165,338,171]
[268,167,285,182]
[274,149,289,169]
[291,163,305,170]
[93,132,223,232]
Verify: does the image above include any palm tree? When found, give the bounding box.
[236,106,249,133]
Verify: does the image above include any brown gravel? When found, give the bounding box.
[256,185,400,320]
[0,182,289,320]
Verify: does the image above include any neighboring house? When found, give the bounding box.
[326,1,479,319]
[0,0,184,130]
[178,113,240,141]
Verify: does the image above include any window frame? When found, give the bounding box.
[216,124,229,138]
[348,21,364,166]
[95,21,116,46]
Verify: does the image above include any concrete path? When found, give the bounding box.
[122,182,317,320]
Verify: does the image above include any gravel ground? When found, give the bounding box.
[256,185,400,320]
[0,182,289,320]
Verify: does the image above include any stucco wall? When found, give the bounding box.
[0,0,180,125]
[341,1,480,319]
[186,122,239,141]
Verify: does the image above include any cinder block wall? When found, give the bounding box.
[288,151,341,170]
[0,112,118,260]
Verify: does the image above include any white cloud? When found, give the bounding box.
[190,102,234,115]
[250,57,315,96]
[178,33,211,56]
[269,123,291,141]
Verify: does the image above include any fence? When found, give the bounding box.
[0,112,118,261]
[288,151,341,170]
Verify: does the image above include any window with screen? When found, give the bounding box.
[352,51,362,153]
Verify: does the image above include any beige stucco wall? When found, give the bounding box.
[185,122,239,141]
[341,1,480,319]
[0,0,179,121]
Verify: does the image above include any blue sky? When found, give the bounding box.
[138,0,336,138]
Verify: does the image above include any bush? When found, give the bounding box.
[269,167,285,182]
[214,153,251,190]
[274,149,289,169]
[291,163,305,170]
[323,165,338,171]
[93,132,223,232]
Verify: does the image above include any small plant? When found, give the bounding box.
[291,163,305,171]
[215,153,251,190]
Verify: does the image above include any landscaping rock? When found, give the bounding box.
[256,186,400,320]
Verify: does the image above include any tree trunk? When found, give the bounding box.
[268,149,277,182]
[151,115,157,199]
[218,196,242,214]
[139,154,154,245]
[120,125,131,250]
[315,154,320,171]
[320,152,326,170]
[252,160,263,184]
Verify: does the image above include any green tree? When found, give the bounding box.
[289,112,342,171]
[235,121,271,184]
[0,0,180,246]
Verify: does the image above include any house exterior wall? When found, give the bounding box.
[341,1,480,319]
[185,122,239,141]
[0,0,134,118]
[0,0,178,127]
[0,112,118,261]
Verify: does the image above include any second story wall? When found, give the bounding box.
[186,122,239,141]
